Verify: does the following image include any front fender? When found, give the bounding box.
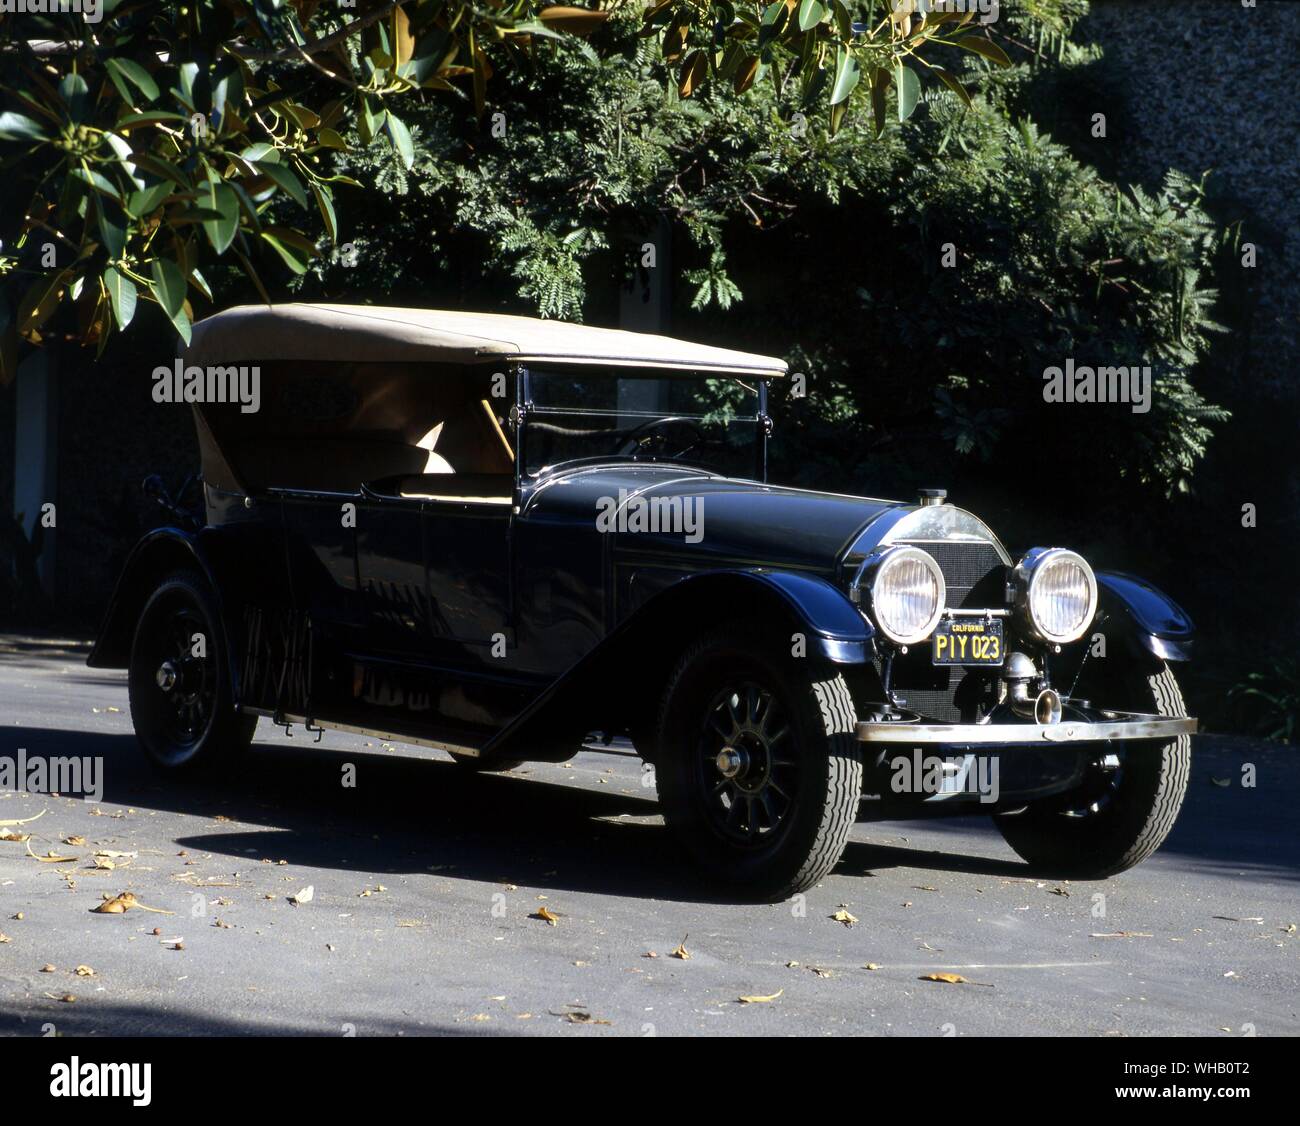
[1095,571,1195,662]
[711,569,876,664]
[483,568,873,762]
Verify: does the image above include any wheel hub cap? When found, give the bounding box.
[716,746,748,780]
[155,660,179,693]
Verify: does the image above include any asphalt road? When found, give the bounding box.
[1,637,1296,1037]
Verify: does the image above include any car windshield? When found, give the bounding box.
[524,368,762,478]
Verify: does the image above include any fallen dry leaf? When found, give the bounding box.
[74,965,95,977]
[91,892,138,914]
[41,964,56,973]
[531,906,560,925]
[288,886,314,906]
[670,936,690,960]
[738,989,784,1004]
[864,963,881,971]
[919,972,994,987]
[27,842,78,863]
[64,836,87,846]
[91,892,174,915]
[0,809,46,827]
[561,1011,611,1025]
[830,907,858,927]
[0,829,30,842]
[0,932,10,944]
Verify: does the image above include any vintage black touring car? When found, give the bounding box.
[89,304,1197,899]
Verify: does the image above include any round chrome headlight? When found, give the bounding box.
[867,546,946,645]
[1015,548,1097,644]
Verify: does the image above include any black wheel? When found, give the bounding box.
[128,570,256,774]
[993,662,1191,878]
[656,623,863,900]
[448,752,524,773]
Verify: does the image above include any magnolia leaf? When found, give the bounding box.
[955,34,1011,67]
[103,266,138,330]
[149,257,186,318]
[679,50,709,99]
[259,162,308,208]
[105,58,160,104]
[797,0,825,32]
[200,180,240,254]
[932,65,973,107]
[895,62,920,121]
[537,6,610,35]
[830,48,860,105]
[733,54,760,95]
[260,231,313,274]
[240,142,279,164]
[310,180,337,244]
[0,111,49,141]
[385,111,414,170]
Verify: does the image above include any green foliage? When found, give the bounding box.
[0,0,1001,376]
[297,5,1225,499]
[1230,659,1300,744]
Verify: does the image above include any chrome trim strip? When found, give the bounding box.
[855,715,1197,745]
[244,709,482,757]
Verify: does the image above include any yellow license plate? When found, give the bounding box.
[932,618,1003,666]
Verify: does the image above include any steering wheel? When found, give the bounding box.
[615,416,705,460]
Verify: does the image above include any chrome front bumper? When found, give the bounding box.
[856,712,1197,745]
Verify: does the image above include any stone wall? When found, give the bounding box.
[1082,0,1299,391]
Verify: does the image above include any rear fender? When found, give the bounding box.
[87,525,289,706]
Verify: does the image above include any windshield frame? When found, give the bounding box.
[518,364,769,484]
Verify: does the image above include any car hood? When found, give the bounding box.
[525,464,906,572]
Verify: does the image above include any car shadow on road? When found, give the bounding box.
[1,722,1020,899]
[0,1000,513,1037]
[3,725,1294,900]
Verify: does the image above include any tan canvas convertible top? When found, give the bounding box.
[185,303,788,376]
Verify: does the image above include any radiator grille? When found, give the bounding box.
[903,539,1007,609]
[886,539,1008,722]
